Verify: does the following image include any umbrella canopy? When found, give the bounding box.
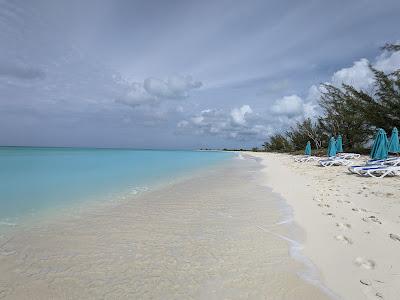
[327,137,337,157]
[388,127,399,154]
[370,128,389,160]
[304,141,311,155]
[336,135,343,153]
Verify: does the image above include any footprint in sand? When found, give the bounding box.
[323,212,335,217]
[354,257,375,269]
[335,235,352,244]
[360,281,384,299]
[362,216,382,225]
[336,222,352,230]
[337,200,352,205]
[389,233,400,242]
[360,279,372,286]
[352,207,367,213]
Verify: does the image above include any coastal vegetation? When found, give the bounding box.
[263,43,400,153]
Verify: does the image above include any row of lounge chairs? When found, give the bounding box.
[348,157,400,178]
[294,154,400,178]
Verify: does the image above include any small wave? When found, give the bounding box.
[236,153,245,160]
[256,224,339,300]
[274,217,293,225]
[0,221,17,227]
[127,186,150,196]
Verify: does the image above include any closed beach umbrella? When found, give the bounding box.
[336,135,343,153]
[388,127,399,154]
[370,128,389,160]
[304,141,311,155]
[327,137,337,157]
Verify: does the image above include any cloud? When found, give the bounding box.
[177,105,272,140]
[116,82,158,107]
[374,51,400,73]
[271,95,304,117]
[331,58,375,90]
[230,105,252,125]
[0,62,46,80]
[331,51,400,91]
[116,75,202,108]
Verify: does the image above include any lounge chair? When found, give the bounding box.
[357,165,400,178]
[349,157,400,174]
[319,157,353,167]
[337,153,361,159]
[294,155,321,163]
[366,157,400,166]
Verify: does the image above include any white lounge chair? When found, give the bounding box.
[337,153,361,159]
[349,157,400,174]
[319,157,353,167]
[294,155,321,163]
[366,157,400,166]
[357,165,400,178]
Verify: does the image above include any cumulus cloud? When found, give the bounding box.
[331,51,400,91]
[177,105,272,140]
[331,58,375,90]
[117,75,202,108]
[271,95,304,117]
[116,82,158,107]
[230,105,252,125]
[374,51,400,73]
[266,50,400,135]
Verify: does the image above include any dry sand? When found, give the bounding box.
[0,156,330,299]
[249,152,400,300]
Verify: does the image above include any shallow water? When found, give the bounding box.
[0,147,232,222]
[0,155,332,299]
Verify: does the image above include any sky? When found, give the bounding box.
[0,0,400,149]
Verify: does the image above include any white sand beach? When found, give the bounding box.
[250,152,400,300]
[0,156,330,299]
[2,152,399,299]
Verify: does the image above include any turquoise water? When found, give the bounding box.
[0,147,233,222]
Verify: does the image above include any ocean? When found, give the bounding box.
[0,147,233,223]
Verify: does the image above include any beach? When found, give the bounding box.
[250,152,400,300]
[2,152,399,299]
[0,154,330,299]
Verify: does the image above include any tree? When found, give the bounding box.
[318,83,373,150]
[367,68,400,130]
[261,42,400,153]
[286,118,326,150]
[381,43,400,52]
[264,134,292,152]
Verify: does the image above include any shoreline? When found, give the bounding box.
[0,154,330,299]
[244,154,339,299]
[249,152,400,300]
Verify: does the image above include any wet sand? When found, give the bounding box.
[0,156,330,299]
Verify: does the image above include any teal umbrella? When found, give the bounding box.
[370,128,389,160]
[304,141,311,155]
[336,135,343,153]
[327,137,337,157]
[388,127,399,154]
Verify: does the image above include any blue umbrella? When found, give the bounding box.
[370,128,389,160]
[336,135,343,153]
[388,127,399,154]
[327,137,337,157]
[304,141,311,155]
